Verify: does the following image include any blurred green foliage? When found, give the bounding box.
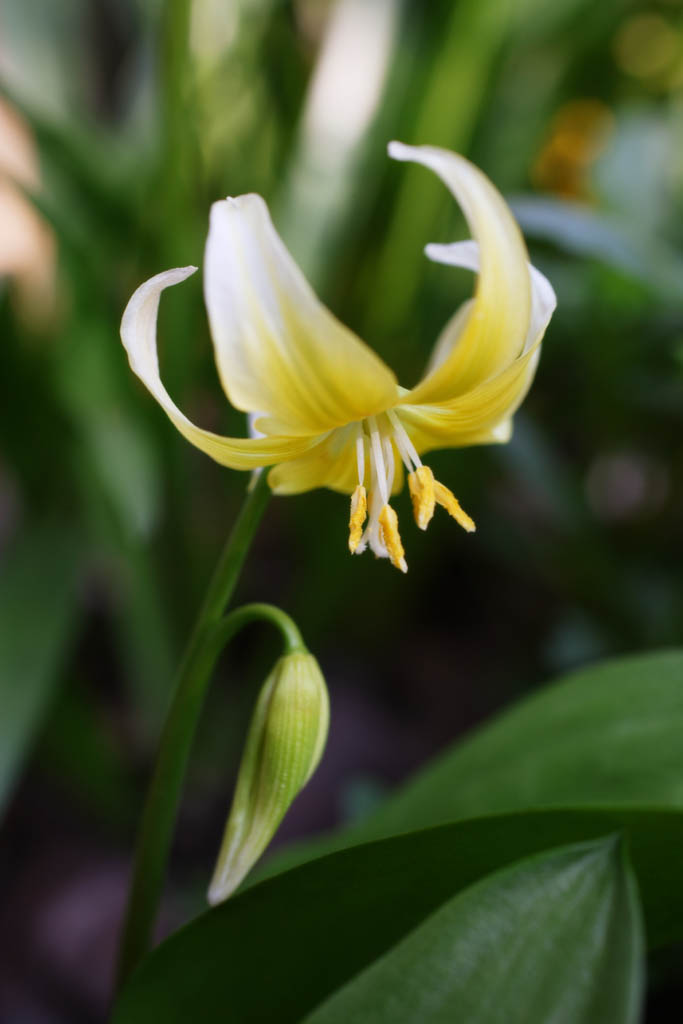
[1,0,683,1018]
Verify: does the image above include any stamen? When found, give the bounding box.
[378,504,408,573]
[408,465,436,530]
[434,480,476,533]
[348,485,367,553]
[382,436,395,496]
[362,449,389,559]
[355,424,365,486]
[367,416,388,505]
[387,409,422,472]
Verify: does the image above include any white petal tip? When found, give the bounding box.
[207,879,235,906]
[161,265,199,284]
[424,241,479,267]
[158,265,198,286]
[214,193,264,215]
[424,242,450,261]
[387,140,415,162]
[224,195,250,210]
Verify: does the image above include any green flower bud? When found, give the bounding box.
[207,650,329,904]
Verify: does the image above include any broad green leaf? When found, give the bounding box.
[364,649,683,833]
[0,521,81,814]
[303,838,643,1024]
[113,807,681,1023]
[261,649,683,876]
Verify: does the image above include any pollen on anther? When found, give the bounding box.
[348,485,367,553]
[408,466,436,530]
[434,480,476,533]
[378,504,408,573]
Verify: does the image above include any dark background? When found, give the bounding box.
[1,0,683,1019]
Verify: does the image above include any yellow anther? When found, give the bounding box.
[348,484,367,553]
[433,480,476,533]
[378,504,408,573]
[408,466,436,530]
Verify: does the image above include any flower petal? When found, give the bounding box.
[397,340,541,454]
[422,296,475,379]
[425,239,556,358]
[267,426,403,496]
[204,195,399,435]
[388,142,532,403]
[120,268,321,469]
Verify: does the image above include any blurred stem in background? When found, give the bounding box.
[368,0,512,341]
[160,0,196,262]
[115,471,270,989]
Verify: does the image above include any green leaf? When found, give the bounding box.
[38,681,136,830]
[113,807,680,1023]
[0,521,81,814]
[365,649,683,831]
[303,838,643,1024]
[262,649,683,876]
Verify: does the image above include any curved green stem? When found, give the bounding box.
[115,473,271,989]
[210,602,305,658]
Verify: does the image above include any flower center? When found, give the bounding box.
[347,412,476,572]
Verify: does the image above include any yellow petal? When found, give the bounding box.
[267,425,404,496]
[423,240,556,384]
[120,268,320,469]
[204,195,399,436]
[266,425,359,495]
[388,142,532,403]
[397,340,541,454]
[421,298,475,381]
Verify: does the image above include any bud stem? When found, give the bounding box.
[115,474,279,991]
[210,603,305,658]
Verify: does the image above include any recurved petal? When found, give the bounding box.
[398,340,541,454]
[422,297,475,380]
[425,239,556,359]
[204,195,399,436]
[389,142,532,404]
[120,268,321,469]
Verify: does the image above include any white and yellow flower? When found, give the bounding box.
[121,142,555,572]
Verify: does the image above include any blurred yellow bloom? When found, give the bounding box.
[121,142,555,571]
[0,97,56,328]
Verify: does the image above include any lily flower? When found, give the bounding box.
[121,142,555,572]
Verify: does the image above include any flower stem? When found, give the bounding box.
[115,473,271,990]
[210,602,305,657]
